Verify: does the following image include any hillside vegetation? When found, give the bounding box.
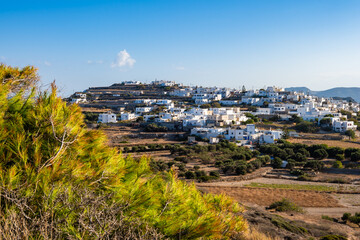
[0,64,247,239]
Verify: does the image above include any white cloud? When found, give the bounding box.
[175,66,185,71]
[0,56,6,61]
[87,60,103,64]
[44,61,51,66]
[111,50,136,69]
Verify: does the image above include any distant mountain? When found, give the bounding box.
[285,87,360,103]
[285,87,312,94]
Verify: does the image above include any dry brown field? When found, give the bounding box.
[101,125,183,147]
[124,150,174,161]
[288,138,360,148]
[81,107,113,113]
[198,186,341,207]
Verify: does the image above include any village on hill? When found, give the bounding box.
[66,80,360,239]
[70,80,359,147]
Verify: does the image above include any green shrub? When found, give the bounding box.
[335,154,345,161]
[294,153,307,162]
[271,157,283,169]
[349,215,360,224]
[304,160,325,171]
[351,151,360,162]
[345,129,356,139]
[332,161,344,169]
[319,235,347,240]
[268,198,303,212]
[297,174,311,181]
[209,171,220,179]
[185,171,196,179]
[342,212,351,221]
[290,169,304,176]
[345,148,358,158]
[176,163,186,171]
[235,165,247,175]
[321,215,334,221]
[313,149,328,160]
[270,216,308,235]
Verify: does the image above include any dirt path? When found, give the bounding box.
[304,207,360,217]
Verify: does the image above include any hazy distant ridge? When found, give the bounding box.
[285,87,360,102]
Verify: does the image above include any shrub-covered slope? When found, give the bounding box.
[0,64,247,239]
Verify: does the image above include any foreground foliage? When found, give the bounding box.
[0,64,247,239]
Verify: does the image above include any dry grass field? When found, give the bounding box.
[198,186,341,207]
[101,125,183,147]
[81,107,113,113]
[124,150,174,161]
[288,138,360,148]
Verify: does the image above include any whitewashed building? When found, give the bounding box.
[98,113,117,123]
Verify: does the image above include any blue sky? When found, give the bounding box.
[1,0,360,96]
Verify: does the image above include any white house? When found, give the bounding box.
[71,98,87,104]
[170,89,191,97]
[120,113,137,121]
[136,107,153,114]
[256,108,272,115]
[220,100,238,106]
[98,113,117,123]
[134,99,154,105]
[190,128,226,139]
[71,92,87,104]
[152,80,176,86]
[333,120,357,133]
[156,99,173,105]
[123,81,141,85]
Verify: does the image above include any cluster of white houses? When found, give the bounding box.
[72,81,358,142]
[190,124,283,145]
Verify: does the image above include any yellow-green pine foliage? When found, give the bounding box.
[0,64,247,239]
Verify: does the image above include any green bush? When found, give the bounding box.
[328,147,344,158]
[345,129,356,139]
[321,215,334,221]
[349,215,360,224]
[345,148,358,158]
[297,174,311,181]
[332,161,344,169]
[235,165,247,175]
[209,171,220,179]
[271,216,308,235]
[290,169,304,176]
[313,149,329,160]
[271,157,283,169]
[294,153,307,162]
[304,160,325,171]
[342,212,351,221]
[185,171,196,179]
[319,235,347,240]
[351,151,360,162]
[268,198,303,212]
[335,154,345,161]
